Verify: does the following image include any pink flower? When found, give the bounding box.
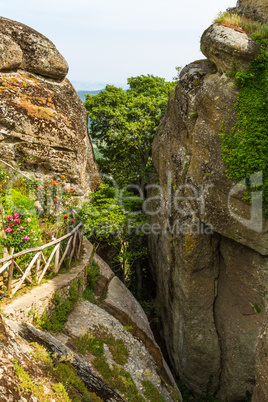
[13,213,19,219]
[16,228,20,231]
[6,215,13,221]
[14,219,20,224]
[20,226,24,230]
[71,219,75,223]
[5,227,13,233]
[26,218,31,223]
[24,236,29,241]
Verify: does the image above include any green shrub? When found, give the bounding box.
[40,281,80,332]
[219,39,268,215]
[2,189,41,253]
[83,261,100,302]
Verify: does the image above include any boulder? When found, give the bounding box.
[0,17,100,195]
[0,32,22,71]
[0,17,68,79]
[64,300,179,401]
[201,24,260,73]
[102,275,178,389]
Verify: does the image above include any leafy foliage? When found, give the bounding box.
[40,281,80,332]
[79,183,147,285]
[83,261,100,303]
[85,75,174,187]
[1,176,42,252]
[219,39,268,215]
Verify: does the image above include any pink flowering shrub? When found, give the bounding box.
[3,212,40,252]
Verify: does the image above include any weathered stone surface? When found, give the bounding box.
[101,276,178,389]
[149,31,268,399]
[17,320,125,401]
[0,72,100,194]
[103,276,155,343]
[237,0,268,22]
[252,307,268,402]
[0,17,100,195]
[216,237,268,400]
[93,253,114,300]
[0,32,23,71]
[0,17,68,79]
[150,224,222,395]
[65,300,179,401]
[0,315,60,401]
[201,24,260,73]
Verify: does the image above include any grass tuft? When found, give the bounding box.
[215,11,268,39]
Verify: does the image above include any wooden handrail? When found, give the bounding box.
[0,222,84,297]
[0,222,83,264]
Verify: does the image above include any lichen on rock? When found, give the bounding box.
[201,23,261,73]
[0,16,100,195]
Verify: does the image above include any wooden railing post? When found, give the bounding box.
[7,259,13,294]
[35,253,41,279]
[68,232,77,267]
[77,227,83,258]
[54,243,60,273]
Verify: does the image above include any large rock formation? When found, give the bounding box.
[0,17,100,194]
[252,307,268,401]
[237,0,268,22]
[149,17,268,402]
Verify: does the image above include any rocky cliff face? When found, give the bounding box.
[0,17,100,194]
[237,0,268,22]
[149,19,268,402]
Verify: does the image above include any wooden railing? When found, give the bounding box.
[0,222,83,297]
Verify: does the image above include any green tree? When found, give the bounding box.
[84,75,174,189]
[79,183,147,288]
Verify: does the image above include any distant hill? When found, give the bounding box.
[77,89,103,102]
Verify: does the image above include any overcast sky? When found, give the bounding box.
[0,0,236,89]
